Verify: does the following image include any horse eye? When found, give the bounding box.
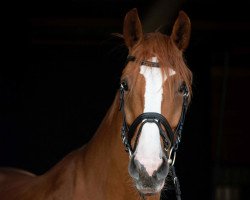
[121,81,129,91]
[178,82,187,93]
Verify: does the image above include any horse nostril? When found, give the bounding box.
[155,156,169,180]
[128,156,140,180]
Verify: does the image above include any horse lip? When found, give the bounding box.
[135,180,164,195]
[137,187,160,196]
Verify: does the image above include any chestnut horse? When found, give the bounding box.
[0,8,192,200]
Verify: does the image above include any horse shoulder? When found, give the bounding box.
[0,167,36,187]
[0,148,89,200]
[0,167,37,199]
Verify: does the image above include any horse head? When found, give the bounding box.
[120,8,192,196]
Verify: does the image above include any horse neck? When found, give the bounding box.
[36,93,160,200]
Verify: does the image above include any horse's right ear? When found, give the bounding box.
[123,8,143,50]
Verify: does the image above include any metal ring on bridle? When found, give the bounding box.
[128,148,132,158]
[167,147,177,166]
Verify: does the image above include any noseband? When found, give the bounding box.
[119,55,189,200]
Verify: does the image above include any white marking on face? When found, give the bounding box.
[134,57,175,176]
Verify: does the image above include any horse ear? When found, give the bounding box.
[171,11,191,51]
[123,8,143,49]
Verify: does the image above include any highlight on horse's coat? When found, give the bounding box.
[0,8,192,200]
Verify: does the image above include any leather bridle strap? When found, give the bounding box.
[119,84,131,155]
[172,84,189,151]
[127,112,173,151]
[171,165,182,200]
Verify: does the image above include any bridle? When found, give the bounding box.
[119,55,189,200]
[119,55,189,157]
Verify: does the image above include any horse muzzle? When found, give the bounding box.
[128,155,169,195]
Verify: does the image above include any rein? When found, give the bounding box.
[119,55,189,200]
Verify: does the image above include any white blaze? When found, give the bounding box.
[134,57,175,176]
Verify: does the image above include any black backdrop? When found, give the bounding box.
[1,0,250,200]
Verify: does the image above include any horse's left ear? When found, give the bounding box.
[123,8,143,50]
[171,11,191,51]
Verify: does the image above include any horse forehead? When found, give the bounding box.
[139,57,176,86]
[140,66,162,78]
[139,66,163,90]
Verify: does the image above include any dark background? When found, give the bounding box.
[1,0,250,199]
